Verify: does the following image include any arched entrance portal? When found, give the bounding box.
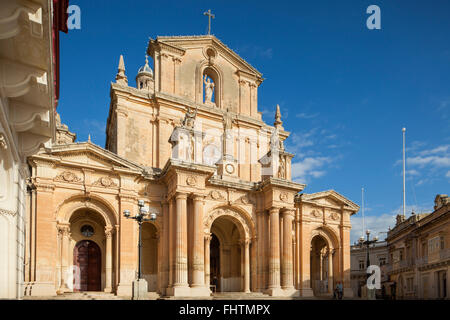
[310,235,334,296]
[210,216,244,292]
[73,240,101,291]
[142,222,158,292]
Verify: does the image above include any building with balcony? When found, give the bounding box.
[386,194,449,299]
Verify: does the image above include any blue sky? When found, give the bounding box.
[59,0,450,243]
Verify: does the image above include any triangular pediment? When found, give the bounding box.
[151,35,262,78]
[302,190,360,213]
[33,142,144,172]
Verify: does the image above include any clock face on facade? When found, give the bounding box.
[225,163,235,174]
[203,144,221,166]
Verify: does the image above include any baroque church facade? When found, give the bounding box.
[24,35,359,298]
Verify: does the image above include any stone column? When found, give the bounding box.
[267,207,282,295]
[161,200,169,294]
[204,233,212,290]
[191,195,206,289]
[56,225,62,291]
[281,209,294,290]
[242,239,251,293]
[328,249,333,294]
[168,198,174,288]
[174,192,188,287]
[256,211,263,291]
[104,226,113,292]
[299,223,314,297]
[250,237,257,292]
[59,224,70,292]
[167,192,190,296]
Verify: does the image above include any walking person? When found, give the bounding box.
[337,282,343,300]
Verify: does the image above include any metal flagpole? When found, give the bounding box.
[362,187,365,236]
[402,128,406,217]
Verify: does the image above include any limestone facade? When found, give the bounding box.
[386,194,450,299]
[24,35,359,298]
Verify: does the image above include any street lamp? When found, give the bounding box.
[359,230,378,270]
[358,230,378,300]
[123,200,157,300]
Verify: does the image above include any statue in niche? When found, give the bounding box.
[204,75,215,104]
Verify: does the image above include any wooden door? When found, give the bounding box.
[74,240,101,291]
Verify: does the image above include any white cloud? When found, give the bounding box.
[395,143,450,185]
[296,112,319,119]
[350,203,433,244]
[350,213,395,244]
[291,156,331,182]
[446,171,450,178]
[83,119,106,134]
[407,155,450,167]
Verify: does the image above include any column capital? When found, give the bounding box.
[282,208,295,218]
[105,226,114,238]
[268,207,281,215]
[57,224,70,235]
[175,192,188,200]
[192,194,205,202]
[240,238,251,246]
[204,233,212,242]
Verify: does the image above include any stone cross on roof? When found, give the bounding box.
[203,9,215,35]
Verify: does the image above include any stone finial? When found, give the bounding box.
[115,54,128,85]
[88,134,91,143]
[434,194,449,210]
[54,112,76,145]
[274,104,283,129]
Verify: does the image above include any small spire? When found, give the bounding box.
[145,54,149,67]
[88,134,91,143]
[115,54,128,85]
[274,104,283,129]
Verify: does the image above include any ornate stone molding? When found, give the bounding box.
[92,176,117,188]
[0,208,17,217]
[310,209,321,218]
[279,192,288,202]
[203,207,253,238]
[0,133,7,150]
[186,175,197,186]
[329,211,340,221]
[207,190,225,201]
[54,171,82,183]
[234,194,254,205]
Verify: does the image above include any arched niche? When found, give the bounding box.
[195,62,223,109]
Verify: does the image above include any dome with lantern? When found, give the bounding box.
[136,55,154,91]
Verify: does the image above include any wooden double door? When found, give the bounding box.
[73,240,101,291]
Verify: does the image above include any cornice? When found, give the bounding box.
[151,35,262,78]
[257,177,305,193]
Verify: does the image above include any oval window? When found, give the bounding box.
[81,225,94,237]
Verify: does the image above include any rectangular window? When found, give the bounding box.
[359,260,365,270]
[440,236,445,250]
[429,236,440,253]
[379,257,386,266]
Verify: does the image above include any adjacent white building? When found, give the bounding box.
[0,0,68,299]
